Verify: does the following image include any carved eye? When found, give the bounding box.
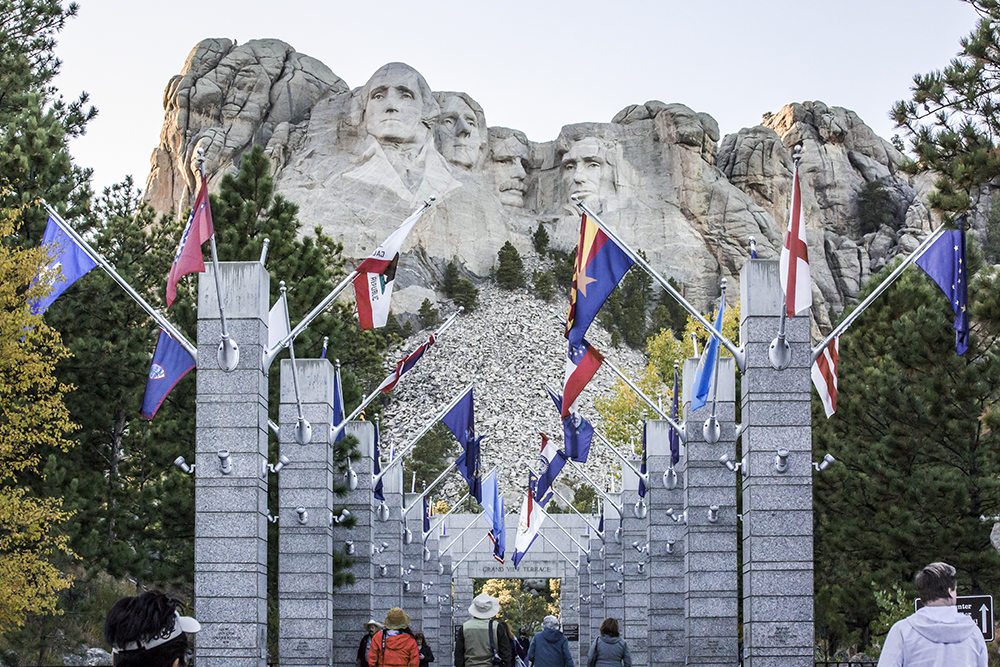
[371,92,384,100]
[563,162,575,170]
[442,117,454,126]
[401,90,414,100]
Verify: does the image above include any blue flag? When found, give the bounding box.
[31,216,98,315]
[373,421,385,501]
[546,387,593,463]
[141,330,196,419]
[333,364,346,443]
[669,367,680,466]
[916,225,970,355]
[493,493,506,563]
[597,501,604,536]
[638,421,648,498]
[422,494,431,535]
[535,447,567,503]
[691,297,725,412]
[443,387,482,503]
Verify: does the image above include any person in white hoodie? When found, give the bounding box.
[877,562,987,667]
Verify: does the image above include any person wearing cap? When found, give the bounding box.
[527,616,574,667]
[369,607,419,667]
[104,591,200,667]
[455,593,512,667]
[358,619,386,667]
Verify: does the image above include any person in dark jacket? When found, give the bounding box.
[455,593,512,667]
[585,618,631,667]
[358,620,385,667]
[415,632,435,667]
[526,616,574,667]
[515,628,530,662]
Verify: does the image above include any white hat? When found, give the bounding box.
[365,619,384,630]
[469,593,501,619]
[114,612,201,652]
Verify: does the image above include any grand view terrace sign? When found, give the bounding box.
[472,562,558,578]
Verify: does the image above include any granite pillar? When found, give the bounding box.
[620,463,649,665]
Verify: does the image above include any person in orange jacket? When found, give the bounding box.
[369,607,420,667]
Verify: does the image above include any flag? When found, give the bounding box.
[141,329,196,419]
[31,216,98,315]
[513,472,548,567]
[333,362,346,443]
[565,213,635,347]
[546,387,593,462]
[373,420,385,501]
[597,500,605,537]
[267,295,290,353]
[780,159,811,317]
[750,236,758,259]
[493,494,506,563]
[638,420,648,498]
[352,206,426,329]
[320,338,328,359]
[481,471,503,561]
[443,387,482,503]
[376,333,436,394]
[422,494,431,535]
[535,432,567,502]
[812,336,839,418]
[562,340,604,418]
[669,366,680,466]
[915,225,970,355]
[691,297,725,412]
[166,180,214,307]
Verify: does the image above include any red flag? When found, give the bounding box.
[780,160,811,317]
[562,341,603,418]
[812,336,839,418]
[166,181,214,307]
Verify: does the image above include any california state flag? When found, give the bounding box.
[352,206,427,329]
[812,336,839,418]
[780,159,812,317]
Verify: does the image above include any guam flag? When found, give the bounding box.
[565,213,634,347]
[141,329,196,419]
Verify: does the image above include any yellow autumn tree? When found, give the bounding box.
[0,202,76,629]
[595,302,741,452]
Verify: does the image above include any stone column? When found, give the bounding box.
[438,554,454,667]
[683,357,739,665]
[401,494,424,629]
[421,537,441,650]
[587,538,605,644]
[740,259,814,667]
[620,465,649,666]
[332,421,375,667]
[601,504,623,634]
[194,262,269,667]
[646,420,686,667]
[278,359,334,666]
[577,555,591,660]
[372,465,405,619]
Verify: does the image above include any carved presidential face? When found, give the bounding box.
[437,95,482,169]
[364,65,426,145]
[489,136,529,207]
[561,137,615,207]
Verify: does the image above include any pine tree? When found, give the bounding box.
[856,180,895,235]
[442,260,460,298]
[418,298,441,329]
[532,222,549,255]
[648,278,689,341]
[407,422,456,492]
[496,241,526,290]
[532,269,554,302]
[813,257,1000,654]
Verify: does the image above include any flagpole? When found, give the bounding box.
[537,531,580,572]
[280,283,312,445]
[593,429,646,485]
[402,461,458,516]
[451,531,493,569]
[563,457,623,516]
[197,150,239,372]
[811,225,946,362]
[424,467,496,543]
[40,202,198,361]
[548,486,603,539]
[573,197,745,372]
[705,279,726,443]
[328,309,463,444]
[262,199,434,372]
[373,383,475,486]
[539,503,591,555]
[439,512,487,558]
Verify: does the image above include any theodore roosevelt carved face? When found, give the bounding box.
[488,130,530,207]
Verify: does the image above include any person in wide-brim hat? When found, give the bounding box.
[365,619,384,632]
[369,608,419,667]
[468,593,500,619]
[384,607,411,629]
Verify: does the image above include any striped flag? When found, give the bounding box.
[562,340,603,418]
[780,158,812,317]
[812,336,839,418]
[352,207,426,329]
[375,333,436,393]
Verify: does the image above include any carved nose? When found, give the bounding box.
[455,117,470,137]
[512,160,526,179]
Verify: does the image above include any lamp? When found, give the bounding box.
[173,456,194,474]
[295,507,308,525]
[775,449,789,473]
[813,453,836,472]
[268,455,290,474]
[707,505,719,523]
[217,450,233,475]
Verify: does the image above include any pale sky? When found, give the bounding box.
[53,0,980,196]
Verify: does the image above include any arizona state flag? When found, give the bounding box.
[566,213,634,347]
[353,206,426,329]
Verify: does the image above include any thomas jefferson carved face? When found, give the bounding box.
[437,95,482,169]
[561,137,615,207]
[364,64,426,145]
[489,136,529,207]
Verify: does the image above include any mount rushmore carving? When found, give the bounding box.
[144,38,943,331]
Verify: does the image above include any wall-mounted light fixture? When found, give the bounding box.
[708,505,719,524]
[663,467,678,490]
[295,507,308,525]
[403,528,413,545]
[377,502,390,522]
[345,540,355,555]
[775,449,789,473]
[378,564,387,577]
[666,508,687,524]
[331,509,350,525]
[268,455,290,474]
[218,450,233,475]
[173,456,194,474]
[634,500,647,519]
[719,453,742,473]
[813,453,836,472]
[665,540,675,554]
[632,541,649,554]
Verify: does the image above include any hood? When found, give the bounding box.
[540,627,564,643]
[599,635,622,644]
[909,606,980,643]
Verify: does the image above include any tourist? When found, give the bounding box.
[369,608,419,667]
[358,619,385,667]
[585,618,631,667]
[876,562,987,667]
[104,591,200,667]
[455,593,512,667]
[515,627,531,663]
[526,616,574,667]
[415,632,435,667]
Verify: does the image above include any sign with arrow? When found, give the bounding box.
[916,595,993,642]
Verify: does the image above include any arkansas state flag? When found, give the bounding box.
[780,159,812,317]
[562,341,603,418]
[812,336,839,418]
[566,213,634,347]
[352,206,426,329]
[166,180,214,307]
[141,329,196,419]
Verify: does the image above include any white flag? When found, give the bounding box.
[268,296,290,351]
[780,160,812,317]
